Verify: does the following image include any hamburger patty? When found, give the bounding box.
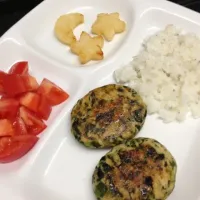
[92,137,177,200]
[71,84,147,148]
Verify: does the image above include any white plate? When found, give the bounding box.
[1,0,200,199]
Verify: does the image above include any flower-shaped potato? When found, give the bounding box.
[70,31,104,64]
[91,12,126,41]
[54,13,84,45]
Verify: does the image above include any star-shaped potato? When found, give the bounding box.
[70,31,104,64]
[54,13,84,45]
[91,12,126,41]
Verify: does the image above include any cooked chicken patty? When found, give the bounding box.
[71,84,147,148]
[92,137,177,200]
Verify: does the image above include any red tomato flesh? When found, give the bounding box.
[0,95,8,100]
[22,75,39,92]
[37,95,52,120]
[0,98,19,119]
[9,61,29,75]
[37,78,69,106]
[0,119,14,137]
[20,92,40,113]
[13,117,28,135]
[3,74,39,96]
[19,93,52,120]
[0,135,38,163]
[0,71,7,94]
[3,74,25,96]
[19,106,46,135]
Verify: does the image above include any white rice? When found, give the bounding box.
[114,24,200,123]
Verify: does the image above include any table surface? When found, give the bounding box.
[0,0,200,36]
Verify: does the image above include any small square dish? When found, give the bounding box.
[0,38,83,174]
[20,0,134,69]
[1,0,200,200]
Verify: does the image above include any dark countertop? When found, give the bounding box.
[0,0,43,36]
[0,0,200,36]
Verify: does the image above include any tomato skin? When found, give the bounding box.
[19,106,47,135]
[9,61,29,75]
[3,74,26,96]
[37,78,69,106]
[0,119,14,137]
[3,74,39,96]
[0,85,4,94]
[0,95,8,100]
[13,117,28,135]
[0,135,38,163]
[0,71,6,94]
[20,92,40,113]
[0,98,19,119]
[37,95,52,120]
[0,71,6,80]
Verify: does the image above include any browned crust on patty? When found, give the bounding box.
[71,84,147,148]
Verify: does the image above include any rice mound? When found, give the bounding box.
[115,25,200,122]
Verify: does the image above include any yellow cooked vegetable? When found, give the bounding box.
[54,13,84,45]
[70,31,104,64]
[91,12,126,41]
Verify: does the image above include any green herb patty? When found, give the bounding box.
[71,84,147,148]
[92,137,177,200]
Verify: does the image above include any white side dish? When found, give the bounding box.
[1,0,200,199]
[115,24,200,123]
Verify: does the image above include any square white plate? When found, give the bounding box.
[1,0,200,199]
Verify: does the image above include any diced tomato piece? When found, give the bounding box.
[0,119,14,137]
[3,74,25,96]
[8,61,29,75]
[19,92,40,113]
[0,85,4,94]
[0,135,38,163]
[0,98,19,119]
[0,71,6,80]
[13,117,27,135]
[0,71,7,94]
[22,75,39,92]
[19,93,52,120]
[0,95,9,100]
[3,74,39,96]
[1,95,21,102]
[37,95,52,120]
[37,78,69,106]
[19,106,46,135]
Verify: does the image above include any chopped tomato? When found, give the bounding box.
[37,78,69,106]
[19,93,52,120]
[8,61,29,75]
[19,106,46,135]
[0,71,7,94]
[0,119,14,137]
[0,98,19,119]
[22,75,39,92]
[37,95,52,120]
[20,92,40,113]
[3,74,39,96]
[0,135,38,163]
[0,85,4,94]
[0,95,9,100]
[13,117,27,135]
[3,74,25,96]
[1,94,21,102]
[0,71,6,80]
